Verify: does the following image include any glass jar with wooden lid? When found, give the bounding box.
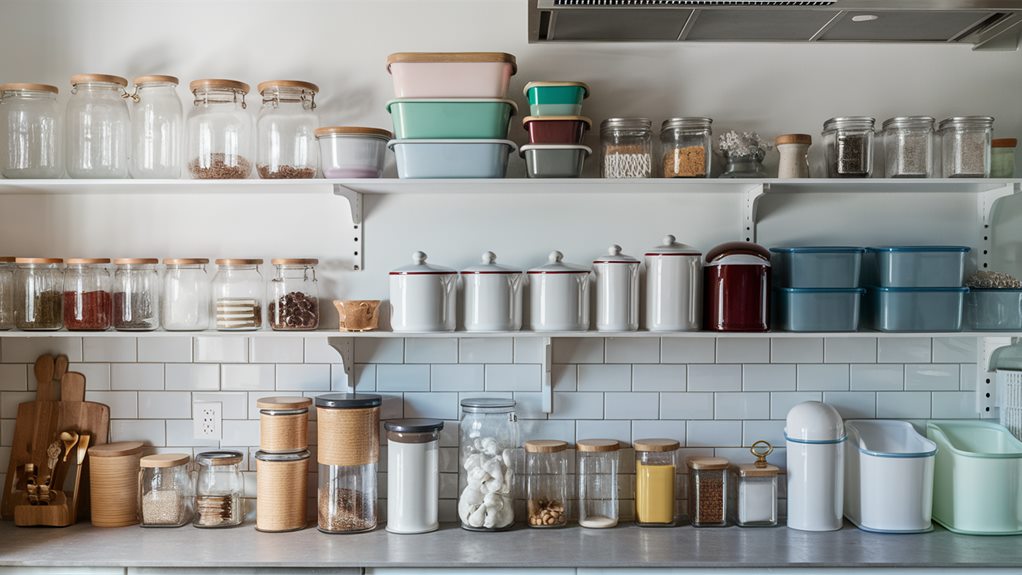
[687,456,730,527]
[731,441,779,527]
[634,438,680,527]
[162,258,210,331]
[89,441,144,527]
[212,259,264,331]
[256,80,319,179]
[315,393,381,533]
[525,439,569,528]
[129,75,183,179]
[66,74,130,178]
[187,78,253,179]
[138,453,192,527]
[0,83,62,178]
[15,258,64,331]
[257,396,312,453]
[193,450,244,528]
[0,257,14,330]
[63,258,112,331]
[576,438,620,529]
[991,138,1017,178]
[112,258,160,331]
[268,259,319,331]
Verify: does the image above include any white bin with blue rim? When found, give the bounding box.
[844,420,937,534]
[786,401,845,532]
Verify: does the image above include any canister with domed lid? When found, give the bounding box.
[593,245,639,332]
[389,251,457,332]
[462,251,523,332]
[528,251,591,332]
[645,235,702,332]
[786,401,845,532]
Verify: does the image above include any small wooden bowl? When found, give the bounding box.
[333,300,381,332]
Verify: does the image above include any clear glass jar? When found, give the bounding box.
[316,393,381,534]
[256,80,319,179]
[63,258,112,331]
[939,116,994,178]
[162,258,210,331]
[65,74,129,179]
[458,398,519,531]
[822,116,875,178]
[138,453,192,527]
[731,441,779,527]
[0,257,15,330]
[129,75,183,179]
[525,440,569,528]
[634,438,680,527]
[0,83,62,178]
[601,117,653,178]
[187,79,253,179]
[268,258,319,331]
[991,138,1017,178]
[385,419,443,534]
[775,134,811,178]
[212,259,264,331]
[15,258,63,330]
[882,116,934,178]
[660,117,711,178]
[577,439,620,529]
[193,451,244,528]
[112,258,160,331]
[687,457,730,527]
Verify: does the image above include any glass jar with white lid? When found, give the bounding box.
[162,258,210,331]
[187,79,253,179]
[256,80,319,179]
[212,259,264,330]
[66,74,130,179]
[129,75,183,179]
[0,83,62,178]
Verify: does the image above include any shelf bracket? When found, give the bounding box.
[333,184,365,271]
[976,182,1018,271]
[542,336,553,414]
[976,336,1013,418]
[327,336,355,391]
[742,184,768,242]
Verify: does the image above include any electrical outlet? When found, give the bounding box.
[193,401,222,441]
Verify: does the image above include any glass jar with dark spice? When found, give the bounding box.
[687,456,730,527]
[187,79,253,179]
[15,257,63,330]
[212,259,264,331]
[112,258,160,331]
[256,81,319,179]
[822,117,875,178]
[0,257,14,330]
[63,258,112,331]
[268,258,319,331]
[939,116,994,178]
[882,117,934,178]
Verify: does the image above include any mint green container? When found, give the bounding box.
[524,81,590,116]
[927,421,1022,535]
[386,98,516,140]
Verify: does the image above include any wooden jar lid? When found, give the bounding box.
[0,257,14,264]
[633,438,680,453]
[270,258,319,266]
[140,453,190,468]
[133,75,179,86]
[576,439,620,453]
[66,258,111,264]
[71,74,128,87]
[258,396,313,410]
[775,133,812,146]
[215,258,264,265]
[89,441,144,458]
[189,78,249,94]
[525,439,568,453]
[113,258,158,265]
[0,83,58,94]
[164,258,209,265]
[736,462,780,477]
[688,457,730,471]
[257,80,319,94]
[15,258,62,264]
[993,138,1018,148]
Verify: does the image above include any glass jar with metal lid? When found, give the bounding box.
[822,117,875,178]
[991,138,1016,178]
[882,116,934,178]
[256,80,319,179]
[63,258,112,331]
[138,453,192,527]
[162,258,210,331]
[193,450,244,528]
[129,75,183,179]
[601,117,652,178]
[187,79,253,179]
[576,439,620,528]
[112,258,160,331]
[660,117,712,178]
[0,83,62,178]
[939,116,994,178]
[458,397,519,531]
[316,393,381,533]
[15,257,63,331]
[212,259,264,331]
[385,418,444,534]
[634,438,680,527]
[257,396,312,453]
[688,456,730,527]
[66,74,130,178]
[0,257,14,330]
[731,441,779,527]
[525,440,569,528]
[256,450,310,532]
[268,258,319,331]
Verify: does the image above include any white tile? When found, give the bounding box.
[221,419,260,446]
[0,365,27,391]
[632,420,686,444]
[605,338,659,364]
[354,338,403,363]
[577,364,630,391]
[0,392,34,418]
[877,337,931,363]
[824,337,876,363]
[70,363,110,390]
[485,364,541,392]
[166,419,218,447]
[661,337,716,363]
[111,363,164,390]
[850,364,904,391]
[687,364,741,392]
[877,391,931,419]
[686,421,742,447]
[138,391,191,419]
[377,364,430,392]
[742,420,786,446]
[276,364,331,391]
[194,336,248,363]
[376,393,405,420]
[405,337,458,363]
[403,392,459,420]
[519,420,575,443]
[823,391,876,419]
[552,364,577,391]
[164,364,220,391]
[960,364,978,391]
[249,337,304,363]
[512,391,546,420]
[2,337,83,363]
[714,392,770,420]
[430,364,484,391]
[303,338,341,363]
[932,337,978,364]
[513,337,545,364]
[932,391,977,419]
[137,337,193,363]
[796,364,850,391]
[771,338,823,363]
[660,392,714,420]
[631,364,686,392]
[110,420,165,446]
[345,364,376,392]
[770,392,822,419]
[742,364,796,392]
[458,338,513,363]
[905,364,960,391]
[552,338,604,364]
[221,364,275,391]
[550,392,604,420]
[83,337,137,362]
[193,392,248,420]
[576,420,630,444]
[604,392,659,420]
[716,338,770,364]
[85,391,137,419]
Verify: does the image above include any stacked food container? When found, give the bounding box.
[866,246,970,331]
[386,52,518,178]
[255,397,312,532]
[770,247,866,332]
[520,81,591,177]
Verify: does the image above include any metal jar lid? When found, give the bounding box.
[315,393,383,409]
[461,397,516,413]
[938,116,995,131]
[881,116,935,131]
[255,450,310,462]
[384,418,445,433]
[661,117,712,132]
[195,450,243,466]
[822,117,875,132]
[601,117,652,133]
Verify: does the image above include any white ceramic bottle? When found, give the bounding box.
[786,401,845,532]
[593,245,639,332]
[389,251,458,332]
[644,235,702,331]
[528,251,590,332]
[462,251,523,332]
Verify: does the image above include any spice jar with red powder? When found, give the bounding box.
[63,258,113,331]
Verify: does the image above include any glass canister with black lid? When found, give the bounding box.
[458,397,519,531]
[316,393,381,533]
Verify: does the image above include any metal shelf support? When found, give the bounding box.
[977,182,1019,271]
[742,183,768,242]
[327,336,355,390]
[333,185,365,271]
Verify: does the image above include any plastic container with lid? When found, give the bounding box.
[868,246,969,288]
[15,257,64,331]
[316,393,381,533]
[388,98,516,140]
[522,115,590,145]
[0,257,14,330]
[634,438,680,527]
[645,235,702,332]
[528,251,591,332]
[524,81,589,116]
[255,450,310,532]
[775,134,811,179]
[458,398,518,531]
[0,83,62,178]
[138,453,192,527]
[386,52,517,99]
[89,441,145,528]
[462,251,523,332]
[576,439,619,529]
[731,441,780,527]
[256,80,319,179]
[991,138,1016,178]
[593,245,639,332]
[66,74,129,179]
[775,287,864,332]
[939,116,994,178]
[194,450,244,528]
[520,144,590,178]
[688,457,730,527]
[386,419,444,534]
[268,258,319,331]
[63,258,112,331]
[389,251,457,333]
[967,288,1022,331]
[705,242,771,332]
[822,117,875,178]
[316,126,391,178]
[257,396,312,453]
[525,440,569,529]
[881,116,935,178]
[187,79,253,179]
[869,286,968,332]
[660,117,712,178]
[785,401,845,532]
[769,246,864,289]
[212,259,264,331]
[112,258,160,331]
[601,117,653,179]
[129,75,183,178]
[389,139,516,179]
[162,258,210,331]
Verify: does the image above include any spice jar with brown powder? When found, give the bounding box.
[256,80,319,179]
[660,117,712,178]
[187,79,253,179]
[688,456,730,527]
[15,258,63,330]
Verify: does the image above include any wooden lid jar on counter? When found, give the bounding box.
[89,441,144,527]
[255,450,310,533]
[257,396,312,453]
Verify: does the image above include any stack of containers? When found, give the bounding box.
[385,52,518,178]
[866,246,970,332]
[770,247,866,332]
[520,82,592,178]
[254,396,312,532]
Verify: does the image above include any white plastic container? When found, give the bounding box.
[528,251,590,332]
[389,251,457,332]
[785,401,845,532]
[316,126,391,178]
[593,245,639,332]
[844,420,936,534]
[462,251,523,332]
[386,52,517,99]
[644,235,702,332]
[385,419,443,534]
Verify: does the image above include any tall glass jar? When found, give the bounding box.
[775,134,811,178]
[660,117,711,178]
[882,116,934,178]
[822,117,875,178]
[385,419,443,534]
[687,457,730,527]
[991,138,1017,178]
[15,258,63,331]
[212,259,264,331]
[63,258,112,331]
[129,75,183,179]
[0,257,15,330]
[193,451,244,528]
[65,74,129,179]
[634,438,680,527]
[939,116,994,178]
[112,258,160,331]
[268,258,319,331]
[256,80,319,179]
[187,79,252,179]
[316,393,381,534]
[525,440,569,528]
[601,117,653,178]
[0,83,62,178]
[162,258,210,331]
[138,453,192,527]
[576,439,619,529]
[458,398,519,531]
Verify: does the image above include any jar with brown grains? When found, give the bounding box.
[660,117,712,178]
[257,80,319,179]
[687,456,730,527]
[187,79,253,179]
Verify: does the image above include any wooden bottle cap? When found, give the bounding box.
[89,441,144,457]
[633,438,680,453]
[576,439,620,453]
[687,456,729,471]
[257,396,313,410]
[525,439,568,453]
[140,453,190,468]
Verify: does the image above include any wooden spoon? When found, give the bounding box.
[52,355,69,401]
[33,355,54,402]
[70,434,90,522]
[59,430,79,463]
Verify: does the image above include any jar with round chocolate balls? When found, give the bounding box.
[268,259,319,331]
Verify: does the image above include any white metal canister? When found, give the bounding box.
[528,251,590,332]
[644,235,702,331]
[389,251,457,332]
[593,245,639,332]
[785,401,845,532]
[462,251,523,332]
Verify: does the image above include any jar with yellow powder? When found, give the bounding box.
[634,438,680,527]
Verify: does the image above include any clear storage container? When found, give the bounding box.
[634,438,680,527]
[112,258,160,331]
[688,457,730,527]
[991,138,1016,178]
[161,258,210,331]
[66,74,129,179]
[458,398,518,531]
[775,134,811,179]
[212,259,264,331]
[576,439,619,529]
[822,117,875,178]
[129,75,183,179]
[316,126,391,178]
[882,116,935,178]
[15,257,63,330]
[601,117,652,179]
[525,440,569,528]
[63,258,112,331]
[868,246,969,288]
[869,286,968,332]
[967,289,1022,331]
[316,393,381,534]
[256,80,319,179]
[939,116,994,178]
[731,441,779,527]
[268,258,319,331]
[0,83,62,178]
[769,246,864,289]
[0,257,13,330]
[187,79,253,179]
[774,287,864,332]
[385,419,443,534]
[138,453,192,527]
[660,117,711,178]
[193,451,244,528]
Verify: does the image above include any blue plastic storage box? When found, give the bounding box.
[867,246,969,288]
[966,289,1022,331]
[770,246,864,288]
[775,287,864,332]
[868,286,968,332]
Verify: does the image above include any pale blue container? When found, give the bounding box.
[868,246,969,288]
[966,289,1022,331]
[868,286,967,332]
[775,287,864,332]
[770,246,864,288]
[388,139,516,179]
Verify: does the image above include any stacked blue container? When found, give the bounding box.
[769,247,866,332]
[866,246,970,332]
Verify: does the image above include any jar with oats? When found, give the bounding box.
[660,117,712,178]
[256,80,319,179]
[138,453,192,527]
[601,117,652,178]
[187,79,253,179]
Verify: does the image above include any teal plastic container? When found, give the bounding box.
[386,98,517,139]
[523,81,589,116]
[927,421,1022,535]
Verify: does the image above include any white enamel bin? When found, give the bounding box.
[593,244,639,332]
[389,251,458,332]
[644,235,702,331]
[528,251,590,332]
[462,251,523,332]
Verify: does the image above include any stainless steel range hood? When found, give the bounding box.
[528,0,1022,50]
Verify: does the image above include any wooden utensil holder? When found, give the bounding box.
[12,491,72,527]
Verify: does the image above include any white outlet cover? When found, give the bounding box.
[193,401,222,441]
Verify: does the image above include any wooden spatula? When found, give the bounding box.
[33,355,54,402]
[60,372,87,403]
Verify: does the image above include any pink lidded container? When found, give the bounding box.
[315,126,392,179]
[386,52,517,99]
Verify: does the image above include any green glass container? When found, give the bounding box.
[991,138,1016,178]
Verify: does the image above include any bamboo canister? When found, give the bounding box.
[255,450,310,532]
[315,394,382,466]
[88,441,144,527]
[258,396,312,453]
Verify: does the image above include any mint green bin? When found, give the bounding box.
[386,98,517,139]
[927,421,1022,535]
[524,81,590,116]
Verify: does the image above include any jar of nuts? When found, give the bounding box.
[660,117,712,178]
[525,440,569,528]
[687,456,730,527]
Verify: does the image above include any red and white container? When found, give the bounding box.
[705,242,771,332]
[386,52,517,99]
[593,245,639,332]
[645,235,702,332]
[462,251,523,332]
[528,251,590,332]
[389,251,457,332]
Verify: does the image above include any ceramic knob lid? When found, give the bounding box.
[529,250,589,274]
[549,250,563,264]
[644,234,701,256]
[593,244,639,264]
[390,250,456,275]
[482,251,496,264]
[462,251,521,274]
[413,251,427,265]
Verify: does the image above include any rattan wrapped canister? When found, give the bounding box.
[257,396,312,453]
[315,393,381,533]
[88,441,144,527]
[255,450,310,532]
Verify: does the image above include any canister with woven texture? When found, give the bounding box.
[256,450,309,532]
[315,393,381,533]
[257,396,311,453]
[89,441,144,527]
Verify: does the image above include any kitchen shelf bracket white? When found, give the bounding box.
[743,183,768,242]
[541,336,553,414]
[333,184,365,271]
[327,336,355,390]
[975,336,1014,417]
[976,182,1019,271]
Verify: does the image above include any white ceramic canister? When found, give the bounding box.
[389,251,457,332]
[462,251,523,332]
[645,235,702,331]
[785,401,845,532]
[593,245,639,332]
[528,251,590,332]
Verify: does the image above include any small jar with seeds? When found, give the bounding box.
[882,116,934,178]
[187,79,253,179]
[525,440,569,528]
[688,456,730,527]
[660,117,712,178]
[939,116,994,178]
[257,80,319,179]
[822,117,875,178]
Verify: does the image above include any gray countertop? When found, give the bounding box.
[1,522,1021,568]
